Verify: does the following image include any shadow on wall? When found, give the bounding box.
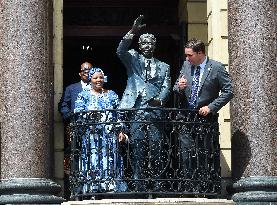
[231,130,251,180]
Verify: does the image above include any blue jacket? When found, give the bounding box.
[59,82,83,119]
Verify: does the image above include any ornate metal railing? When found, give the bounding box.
[68,108,221,200]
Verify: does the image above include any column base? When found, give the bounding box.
[0,178,65,204]
[232,176,277,205]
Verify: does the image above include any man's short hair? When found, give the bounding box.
[139,33,156,44]
[185,38,205,53]
[81,62,92,71]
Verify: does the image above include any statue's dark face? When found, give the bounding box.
[139,37,156,59]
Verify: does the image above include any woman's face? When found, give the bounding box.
[91,72,104,90]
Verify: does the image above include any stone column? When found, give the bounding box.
[228,1,277,204]
[0,1,64,204]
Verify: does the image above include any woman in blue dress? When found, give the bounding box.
[74,67,127,193]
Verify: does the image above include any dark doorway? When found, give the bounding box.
[63,0,182,102]
[63,35,181,100]
[63,37,128,97]
[62,0,183,200]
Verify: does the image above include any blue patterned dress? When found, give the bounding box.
[74,89,126,193]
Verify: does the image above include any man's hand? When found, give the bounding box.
[178,76,187,90]
[199,106,210,116]
[131,15,146,34]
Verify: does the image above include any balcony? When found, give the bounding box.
[68,108,221,200]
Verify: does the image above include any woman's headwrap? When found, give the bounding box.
[88,67,107,82]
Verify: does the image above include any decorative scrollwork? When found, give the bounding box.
[69,108,221,200]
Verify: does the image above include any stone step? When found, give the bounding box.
[62,198,235,205]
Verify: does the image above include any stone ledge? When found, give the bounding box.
[62,198,235,205]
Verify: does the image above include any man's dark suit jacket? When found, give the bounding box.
[173,58,233,113]
[59,82,83,120]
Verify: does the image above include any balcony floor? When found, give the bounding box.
[62,198,235,205]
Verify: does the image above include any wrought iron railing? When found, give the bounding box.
[68,108,221,200]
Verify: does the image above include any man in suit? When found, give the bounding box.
[173,38,233,178]
[117,15,171,191]
[59,61,92,120]
[58,61,92,199]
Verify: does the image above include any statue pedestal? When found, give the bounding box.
[0,178,65,204]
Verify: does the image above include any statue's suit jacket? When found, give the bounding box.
[117,37,171,109]
[173,58,233,113]
[59,82,83,119]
